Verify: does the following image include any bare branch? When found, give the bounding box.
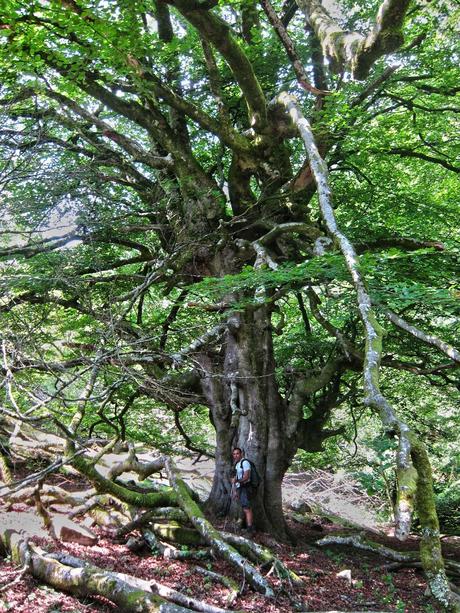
[383,309,460,364]
[261,0,328,95]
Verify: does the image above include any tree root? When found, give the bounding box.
[0,527,246,612]
[149,577,240,613]
[142,528,210,560]
[380,560,460,579]
[0,528,184,611]
[192,565,239,605]
[317,533,460,578]
[1,434,282,601]
[221,531,303,586]
[164,458,274,597]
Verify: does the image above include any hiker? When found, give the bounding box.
[231,447,255,534]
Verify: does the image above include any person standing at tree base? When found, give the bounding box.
[231,447,255,535]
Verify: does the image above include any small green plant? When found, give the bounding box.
[383,572,396,591]
[152,567,169,578]
[395,599,406,612]
[323,548,344,564]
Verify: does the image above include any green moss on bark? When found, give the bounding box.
[151,521,204,546]
[410,435,460,611]
[71,455,177,509]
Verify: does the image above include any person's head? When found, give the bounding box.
[232,447,242,463]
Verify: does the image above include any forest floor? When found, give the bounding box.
[1,467,459,612]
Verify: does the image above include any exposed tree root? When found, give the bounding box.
[0,527,242,612]
[381,561,460,579]
[317,533,460,577]
[0,528,192,612]
[164,457,274,597]
[192,565,239,605]
[1,430,281,599]
[221,531,303,586]
[149,577,240,613]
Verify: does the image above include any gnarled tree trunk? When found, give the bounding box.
[204,305,293,540]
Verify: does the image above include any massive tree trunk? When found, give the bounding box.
[204,304,292,540]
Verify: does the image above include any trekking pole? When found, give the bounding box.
[222,483,234,531]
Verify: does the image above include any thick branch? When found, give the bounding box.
[297,0,411,79]
[278,90,457,610]
[169,1,267,129]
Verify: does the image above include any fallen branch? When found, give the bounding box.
[0,528,191,612]
[316,533,418,562]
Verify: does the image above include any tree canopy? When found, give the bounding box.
[0,0,459,608]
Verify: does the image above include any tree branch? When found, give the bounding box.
[278,89,457,609]
[169,1,267,129]
[382,309,460,364]
[261,0,327,95]
[297,0,411,79]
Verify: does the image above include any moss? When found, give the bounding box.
[151,521,204,546]
[410,436,460,611]
[0,451,12,484]
[396,464,418,508]
[71,455,177,509]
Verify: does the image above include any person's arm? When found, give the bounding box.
[239,460,251,484]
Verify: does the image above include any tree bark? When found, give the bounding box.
[165,457,274,597]
[0,528,190,612]
[204,305,294,540]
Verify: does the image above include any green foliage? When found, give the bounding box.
[0,0,458,534]
[434,481,460,536]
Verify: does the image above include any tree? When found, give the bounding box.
[0,0,459,606]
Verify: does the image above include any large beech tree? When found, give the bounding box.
[0,0,459,604]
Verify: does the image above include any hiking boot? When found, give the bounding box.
[245,525,255,536]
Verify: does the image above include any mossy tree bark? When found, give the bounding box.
[0,528,188,612]
[164,457,274,597]
[277,91,459,612]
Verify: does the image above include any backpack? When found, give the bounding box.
[243,458,261,488]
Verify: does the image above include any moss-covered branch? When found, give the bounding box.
[169,1,267,129]
[297,0,411,79]
[70,452,177,509]
[278,90,459,612]
[0,529,182,612]
[410,436,460,611]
